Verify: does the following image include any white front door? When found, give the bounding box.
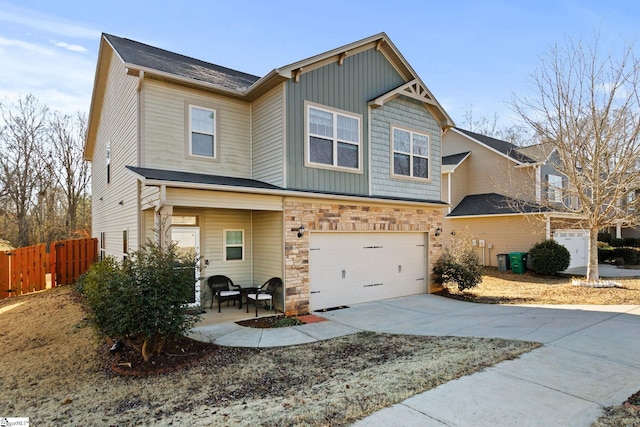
[554,229,588,269]
[171,227,201,307]
[309,232,427,311]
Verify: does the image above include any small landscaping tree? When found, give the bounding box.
[79,241,200,362]
[528,240,570,275]
[433,235,482,292]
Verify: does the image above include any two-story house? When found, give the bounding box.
[441,127,588,269]
[84,33,454,315]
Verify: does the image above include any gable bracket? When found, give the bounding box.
[294,67,304,83]
[338,52,348,66]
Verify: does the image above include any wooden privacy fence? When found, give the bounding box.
[0,237,98,299]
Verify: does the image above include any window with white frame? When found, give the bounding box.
[392,127,429,179]
[307,105,360,170]
[224,230,244,261]
[189,105,216,157]
[547,174,563,203]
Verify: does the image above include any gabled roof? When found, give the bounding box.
[104,34,261,93]
[442,151,470,173]
[516,142,556,163]
[87,32,453,158]
[127,166,449,207]
[447,193,550,217]
[452,128,536,164]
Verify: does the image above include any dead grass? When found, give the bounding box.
[0,287,539,426]
[439,268,640,305]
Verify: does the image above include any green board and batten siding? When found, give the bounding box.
[370,96,442,200]
[285,48,405,194]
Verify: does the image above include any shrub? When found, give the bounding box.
[78,241,200,362]
[613,247,640,265]
[623,237,638,247]
[433,247,482,292]
[597,232,612,244]
[272,317,304,328]
[528,240,570,275]
[610,238,625,247]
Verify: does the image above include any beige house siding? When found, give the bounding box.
[200,208,253,299]
[91,47,140,257]
[252,211,285,311]
[164,188,283,211]
[443,130,533,198]
[282,197,443,315]
[252,84,285,187]
[444,215,546,267]
[142,80,252,178]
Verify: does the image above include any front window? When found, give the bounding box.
[307,105,360,170]
[189,105,216,157]
[392,127,429,179]
[224,230,244,261]
[548,174,563,203]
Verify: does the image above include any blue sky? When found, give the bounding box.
[0,0,638,128]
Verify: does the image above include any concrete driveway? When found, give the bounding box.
[314,295,640,426]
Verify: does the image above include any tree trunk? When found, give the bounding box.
[586,227,600,282]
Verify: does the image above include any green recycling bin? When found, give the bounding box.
[509,252,528,274]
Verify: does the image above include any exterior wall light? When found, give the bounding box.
[434,227,442,237]
[297,225,305,238]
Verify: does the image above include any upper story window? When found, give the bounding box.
[189,105,216,158]
[392,127,429,179]
[547,174,563,203]
[306,104,361,171]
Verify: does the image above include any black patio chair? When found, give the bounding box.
[246,277,282,317]
[208,275,242,312]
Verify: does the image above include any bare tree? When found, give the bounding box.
[513,34,640,281]
[0,95,49,247]
[462,104,534,146]
[48,112,91,236]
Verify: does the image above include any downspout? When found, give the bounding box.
[447,173,452,214]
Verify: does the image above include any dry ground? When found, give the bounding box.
[439,268,640,305]
[0,286,538,426]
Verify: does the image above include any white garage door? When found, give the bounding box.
[309,232,427,311]
[553,229,589,269]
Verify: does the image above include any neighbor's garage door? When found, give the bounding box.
[309,232,427,311]
[553,229,588,269]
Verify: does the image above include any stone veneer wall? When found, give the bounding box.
[283,198,444,315]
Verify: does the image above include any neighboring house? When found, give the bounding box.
[441,128,588,269]
[84,33,454,315]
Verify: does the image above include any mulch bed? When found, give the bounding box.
[107,336,218,376]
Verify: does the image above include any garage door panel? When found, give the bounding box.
[309,232,427,311]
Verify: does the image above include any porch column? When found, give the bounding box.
[616,222,622,239]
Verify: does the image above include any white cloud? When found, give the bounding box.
[0,36,55,56]
[0,37,95,114]
[51,40,89,53]
[0,4,100,39]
